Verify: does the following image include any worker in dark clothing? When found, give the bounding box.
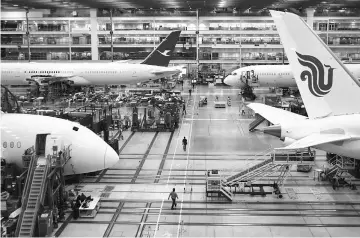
[182,137,187,151]
[189,89,192,97]
[79,193,87,202]
[192,83,195,89]
[168,188,178,210]
[72,199,81,219]
[183,104,186,115]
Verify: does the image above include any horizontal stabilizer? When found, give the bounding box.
[247,103,306,125]
[276,133,353,150]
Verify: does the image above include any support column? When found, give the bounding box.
[90,8,99,60]
[239,19,242,68]
[306,8,315,29]
[110,8,114,62]
[69,20,72,61]
[196,9,199,84]
[25,8,31,62]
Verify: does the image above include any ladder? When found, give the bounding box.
[17,158,50,237]
[276,164,291,188]
[249,114,265,131]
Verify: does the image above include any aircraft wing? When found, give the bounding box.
[113,60,131,63]
[28,75,89,86]
[276,133,353,150]
[247,103,306,125]
[150,68,181,76]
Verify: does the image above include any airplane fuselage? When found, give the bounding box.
[224,64,360,88]
[1,62,178,86]
[281,114,360,159]
[1,113,118,175]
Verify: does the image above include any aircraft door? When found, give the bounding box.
[132,71,137,78]
[14,68,21,78]
[35,134,49,156]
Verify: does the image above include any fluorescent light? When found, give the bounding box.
[13,4,19,6]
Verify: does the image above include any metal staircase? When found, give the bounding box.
[16,157,50,237]
[329,155,356,170]
[249,114,266,131]
[222,149,273,186]
[224,157,274,186]
[219,185,233,201]
[276,164,291,188]
[223,149,315,187]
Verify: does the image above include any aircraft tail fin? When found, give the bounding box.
[270,10,360,118]
[140,30,181,67]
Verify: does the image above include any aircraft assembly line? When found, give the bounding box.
[1,4,360,238]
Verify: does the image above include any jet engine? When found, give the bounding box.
[280,137,296,146]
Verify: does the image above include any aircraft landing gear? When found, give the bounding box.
[241,85,256,101]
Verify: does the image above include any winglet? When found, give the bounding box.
[270,10,360,118]
[140,30,181,67]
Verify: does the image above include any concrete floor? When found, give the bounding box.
[52,82,360,237]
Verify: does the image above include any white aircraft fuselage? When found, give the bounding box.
[280,114,360,159]
[224,64,360,88]
[1,62,179,86]
[1,113,119,175]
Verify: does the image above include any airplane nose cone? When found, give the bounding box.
[224,76,232,86]
[224,76,237,87]
[104,145,119,169]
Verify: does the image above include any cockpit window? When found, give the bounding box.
[232,72,237,75]
[73,126,79,131]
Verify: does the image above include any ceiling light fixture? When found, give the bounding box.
[13,4,19,6]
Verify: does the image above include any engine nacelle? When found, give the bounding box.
[281,137,296,146]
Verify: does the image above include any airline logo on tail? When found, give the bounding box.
[157,50,171,57]
[296,52,335,97]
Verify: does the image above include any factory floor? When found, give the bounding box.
[52,83,360,237]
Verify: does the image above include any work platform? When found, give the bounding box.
[206,149,316,201]
[50,84,360,238]
[15,134,71,237]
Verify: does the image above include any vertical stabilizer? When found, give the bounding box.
[270,10,360,118]
[140,30,181,67]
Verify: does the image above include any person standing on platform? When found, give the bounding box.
[183,103,186,115]
[168,188,179,210]
[189,89,192,97]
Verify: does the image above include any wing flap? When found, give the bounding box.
[247,103,306,125]
[276,133,352,150]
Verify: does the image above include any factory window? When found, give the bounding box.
[3,142,7,148]
[17,142,21,148]
[10,142,14,148]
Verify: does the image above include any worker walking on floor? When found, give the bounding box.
[183,103,186,115]
[189,89,192,97]
[182,137,188,151]
[168,188,178,210]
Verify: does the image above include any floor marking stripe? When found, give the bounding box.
[153,97,188,238]
[177,87,197,238]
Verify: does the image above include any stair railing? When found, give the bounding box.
[223,148,274,184]
[15,153,38,237]
[28,160,51,237]
[225,147,273,175]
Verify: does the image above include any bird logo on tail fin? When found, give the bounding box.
[157,50,171,57]
[296,52,335,97]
